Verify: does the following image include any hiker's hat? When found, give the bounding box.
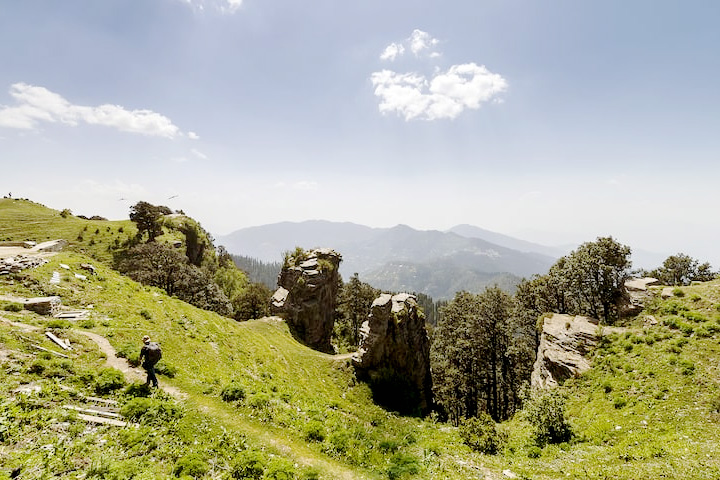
[142,335,150,343]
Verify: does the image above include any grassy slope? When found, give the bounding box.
[2,198,720,479]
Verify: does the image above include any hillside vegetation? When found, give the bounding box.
[1,198,719,479]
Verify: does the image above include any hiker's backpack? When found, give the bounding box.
[145,342,162,366]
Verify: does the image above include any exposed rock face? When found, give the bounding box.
[270,248,341,353]
[352,293,433,415]
[621,277,659,316]
[0,255,49,274]
[531,314,599,389]
[24,296,61,316]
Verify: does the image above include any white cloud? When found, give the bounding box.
[371,63,507,121]
[0,83,182,138]
[188,131,199,140]
[191,148,208,160]
[380,43,405,62]
[379,29,440,62]
[409,29,440,57]
[178,0,243,15]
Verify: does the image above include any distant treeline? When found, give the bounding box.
[231,254,282,289]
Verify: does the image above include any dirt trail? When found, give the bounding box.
[0,316,184,399]
[75,330,185,399]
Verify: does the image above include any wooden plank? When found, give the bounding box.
[63,405,123,418]
[45,331,72,351]
[31,344,70,359]
[76,413,127,427]
[83,395,118,406]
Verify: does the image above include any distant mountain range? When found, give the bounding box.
[216,221,560,300]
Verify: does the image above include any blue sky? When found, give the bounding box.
[1,1,719,266]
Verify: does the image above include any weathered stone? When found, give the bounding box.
[0,255,49,274]
[271,248,342,353]
[23,296,62,316]
[620,277,659,317]
[352,293,432,415]
[531,314,599,389]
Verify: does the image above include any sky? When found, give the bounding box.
[1,0,719,267]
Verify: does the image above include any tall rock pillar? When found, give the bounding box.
[271,248,342,353]
[352,293,433,416]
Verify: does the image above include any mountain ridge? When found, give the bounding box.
[217,220,558,299]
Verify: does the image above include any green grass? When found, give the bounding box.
[2,198,720,479]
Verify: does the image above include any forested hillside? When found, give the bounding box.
[1,198,720,479]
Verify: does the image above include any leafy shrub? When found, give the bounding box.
[155,360,177,378]
[264,457,295,480]
[387,453,420,480]
[249,393,270,409]
[525,390,572,447]
[117,343,141,367]
[231,449,266,479]
[78,317,96,329]
[527,446,542,458]
[95,368,125,394]
[2,302,23,312]
[325,430,350,455]
[221,383,246,402]
[47,319,71,329]
[458,413,500,454]
[613,396,627,409]
[173,454,208,478]
[304,420,325,442]
[139,309,152,320]
[299,468,320,480]
[120,397,182,423]
[378,439,400,453]
[124,382,151,398]
[660,301,688,315]
[681,310,707,323]
[673,288,685,297]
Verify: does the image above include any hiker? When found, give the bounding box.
[138,335,162,388]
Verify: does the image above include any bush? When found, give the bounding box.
[95,368,125,394]
[47,319,71,329]
[458,413,500,454]
[387,453,420,480]
[673,288,685,297]
[139,309,152,320]
[2,302,23,312]
[221,383,246,402]
[264,457,295,480]
[231,450,266,479]
[155,360,177,378]
[124,382,152,398]
[173,454,208,478]
[120,397,182,423]
[525,390,572,447]
[304,420,325,442]
[527,446,542,458]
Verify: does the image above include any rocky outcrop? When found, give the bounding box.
[270,248,341,353]
[531,314,599,389]
[352,293,432,415]
[24,296,61,316]
[0,255,49,274]
[621,277,659,316]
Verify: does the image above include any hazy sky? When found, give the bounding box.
[1,1,719,265]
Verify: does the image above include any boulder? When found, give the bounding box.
[620,277,659,316]
[531,314,599,389]
[270,248,342,353]
[23,296,61,316]
[352,293,433,415]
